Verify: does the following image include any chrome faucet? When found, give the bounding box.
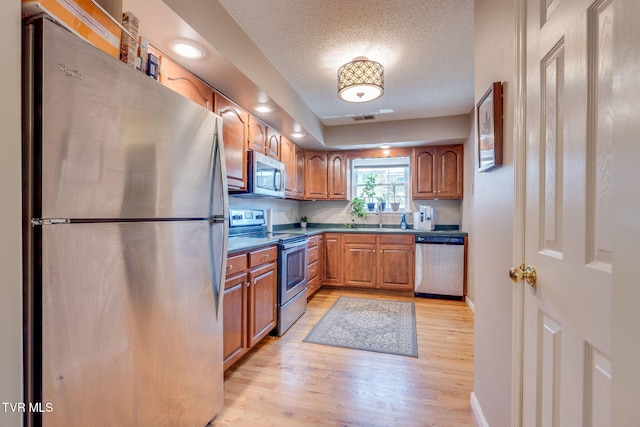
[378,203,384,229]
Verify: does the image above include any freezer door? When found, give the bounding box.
[40,221,222,426]
[34,19,219,220]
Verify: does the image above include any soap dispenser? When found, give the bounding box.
[400,214,408,230]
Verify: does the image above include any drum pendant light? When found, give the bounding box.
[337,56,384,103]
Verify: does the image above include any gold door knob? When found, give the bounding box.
[509,263,537,286]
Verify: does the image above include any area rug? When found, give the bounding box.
[303,297,418,357]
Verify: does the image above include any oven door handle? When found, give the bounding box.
[280,239,308,250]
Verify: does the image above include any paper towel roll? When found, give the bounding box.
[266,209,273,233]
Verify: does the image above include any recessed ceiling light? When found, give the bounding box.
[170,40,205,59]
[379,144,392,149]
[253,104,275,113]
[290,132,306,138]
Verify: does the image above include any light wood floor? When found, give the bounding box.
[216,287,477,427]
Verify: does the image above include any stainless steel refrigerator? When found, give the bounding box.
[22,17,228,426]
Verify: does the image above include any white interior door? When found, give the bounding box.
[522,0,616,425]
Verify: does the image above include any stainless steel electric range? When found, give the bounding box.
[228,209,308,336]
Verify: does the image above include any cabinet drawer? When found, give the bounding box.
[307,260,319,280]
[308,235,320,248]
[307,274,319,293]
[224,272,247,291]
[343,234,377,244]
[249,246,278,267]
[379,234,414,245]
[307,246,319,264]
[226,253,248,277]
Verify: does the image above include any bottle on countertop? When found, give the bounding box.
[400,214,408,230]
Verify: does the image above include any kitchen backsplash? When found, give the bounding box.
[229,196,300,225]
[229,196,462,228]
[299,199,461,228]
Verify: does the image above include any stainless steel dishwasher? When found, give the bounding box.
[414,234,465,300]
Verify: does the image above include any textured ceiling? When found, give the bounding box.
[217,0,475,126]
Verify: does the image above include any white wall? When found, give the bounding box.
[0,1,24,426]
[471,0,516,425]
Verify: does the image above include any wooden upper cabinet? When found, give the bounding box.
[294,145,305,199]
[265,127,281,160]
[248,116,266,153]
[215,94,249,191]
[412,144,463,200]
[327,152,347,200]
[437,145,464,198]
[412,146,438,199]
[158,55,214,110]
[304,150,328,200]
[281,136,296,197]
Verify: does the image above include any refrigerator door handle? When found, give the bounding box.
[210,117,229,320]
[209,220,227,320]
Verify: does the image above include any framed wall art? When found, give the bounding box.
[477,82,503,172]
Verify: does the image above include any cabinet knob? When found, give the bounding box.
[247,281,251,287]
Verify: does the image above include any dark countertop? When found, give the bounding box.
[228,225,468,254]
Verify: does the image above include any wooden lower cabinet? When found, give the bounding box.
[223,271,247,370]
[343,235,377,287]
[378,236,415,290]
[248,260,277,347]
[325,233,414,291]
[223,246,277,370]
[322,233,343,285]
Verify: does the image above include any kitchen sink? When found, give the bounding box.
[348,227,413,232]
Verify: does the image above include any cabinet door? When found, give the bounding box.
[343,234,377,287]
[247,261,277,347]
[378,244,414,290]
[215,94,249,191]
[159,55,214,110]
[248,116,266,154]
[265,127,281,160]
[322,233,342,285]
[281,136,296,197]
[412,146,438,199]
[327,152,347,200]
[436,145,464,199]
[304,151,328,200]
[294,145,305,199]
[223,272,248,370]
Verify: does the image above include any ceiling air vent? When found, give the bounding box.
[352,114,376,122]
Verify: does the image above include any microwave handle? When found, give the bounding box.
[277,169,285,191]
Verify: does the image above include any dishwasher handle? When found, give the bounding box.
[415,235,465,244]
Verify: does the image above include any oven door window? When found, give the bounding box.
[285,248,305,291]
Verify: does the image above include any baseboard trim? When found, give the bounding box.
[465,296,475,313]
[471,392,490,427]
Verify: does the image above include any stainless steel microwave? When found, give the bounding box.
[233,150,285,198]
